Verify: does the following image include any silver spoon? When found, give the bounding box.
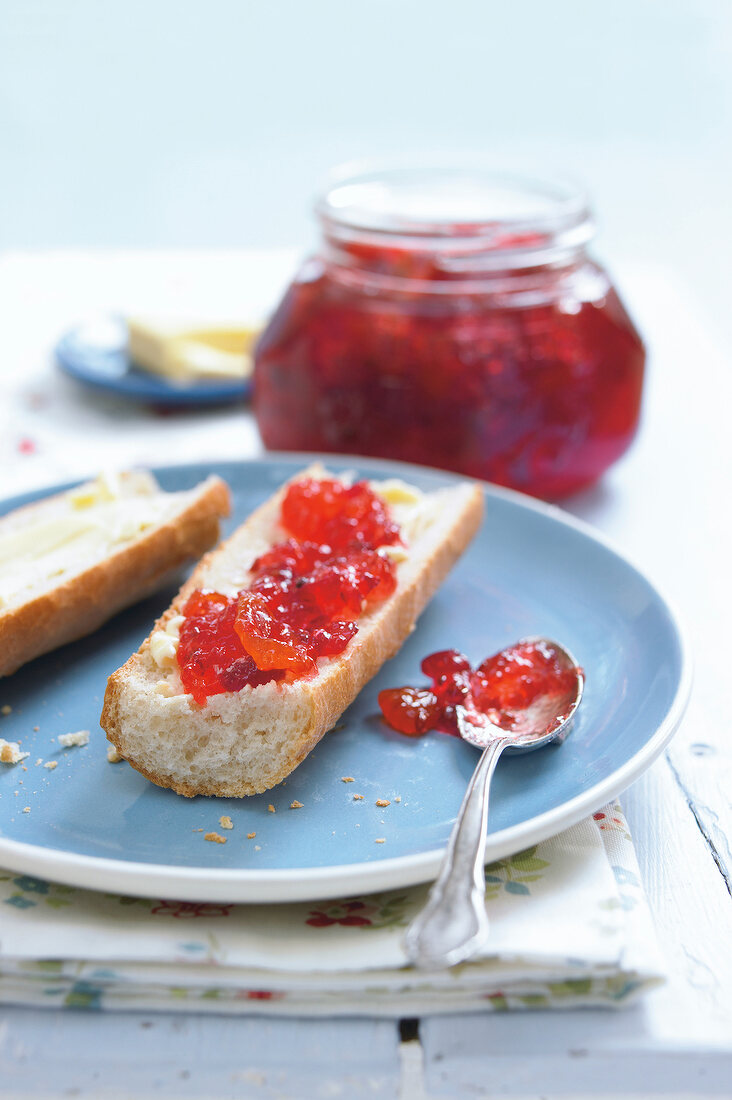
[404,637,584,970]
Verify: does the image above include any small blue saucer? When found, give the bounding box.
[55,317,252,406]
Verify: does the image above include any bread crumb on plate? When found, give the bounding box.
[204,832,227,844]
[58,730,90,747]
[0,739,29,765]
[219,815,233,830]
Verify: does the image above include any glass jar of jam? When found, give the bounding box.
[254,166,645,500]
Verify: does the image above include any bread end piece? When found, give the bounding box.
[102,477,484,797]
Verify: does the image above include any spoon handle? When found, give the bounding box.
[404,734,510,969]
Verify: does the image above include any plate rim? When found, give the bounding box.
[0,453,693,902]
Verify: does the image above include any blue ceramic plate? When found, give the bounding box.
[55,317,251,405]
[0,457,690,902]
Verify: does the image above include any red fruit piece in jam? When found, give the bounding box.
[306,551,397,617]
[234,588,319,675]
[250,539,332,580]
[281,477,400,552]
[377,686,441,736]
[177,591,284,706]
[418,649,472,734]
[235,551,395,672]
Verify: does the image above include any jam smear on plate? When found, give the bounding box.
[177,478,400,705]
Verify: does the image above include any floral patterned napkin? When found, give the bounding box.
[0,802,664,1015]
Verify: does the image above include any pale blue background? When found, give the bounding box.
[1,0,729,334]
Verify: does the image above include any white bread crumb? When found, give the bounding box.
[58,730,90,747]
[219,815,233,830]
[0,739,29,764]
[43,760,58,771]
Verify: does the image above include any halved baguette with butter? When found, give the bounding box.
[101,467,483,797]
[0,471,231,678]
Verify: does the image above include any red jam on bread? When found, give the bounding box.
[177,478,401,704]
[379,640,579,736]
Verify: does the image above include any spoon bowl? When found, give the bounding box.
[456,635,584,751]
[404,636,583,970]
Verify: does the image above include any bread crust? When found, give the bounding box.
[101,471,484,797]
[0,476,231,678]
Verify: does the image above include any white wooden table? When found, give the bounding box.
[0,252,730,1099]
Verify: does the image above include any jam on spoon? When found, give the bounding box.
[386,637,584,970]
[379,638,580,738]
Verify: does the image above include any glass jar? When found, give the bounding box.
[253,166,646,500]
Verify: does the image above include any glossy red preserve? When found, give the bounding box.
[378,641,580,736]
[177,477,399,704]
[254,167,645,500]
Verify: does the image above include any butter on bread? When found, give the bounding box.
[0,471,231,678]
[100,466,484,797]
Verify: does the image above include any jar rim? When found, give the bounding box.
[314,160,594,273]
[317,159,588,229]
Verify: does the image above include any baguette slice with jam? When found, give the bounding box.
[101,466,483,797]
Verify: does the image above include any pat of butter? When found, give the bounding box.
[374,479,424,506]
[69,470,129,509]
[127,319,261,382]
[379,544,409,564]
[149,615,185,668]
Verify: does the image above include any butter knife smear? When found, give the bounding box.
[127,319,262,382]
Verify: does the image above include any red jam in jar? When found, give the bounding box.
[177,477,400,705]
[254,166,646,500]
[378,641,580,737]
